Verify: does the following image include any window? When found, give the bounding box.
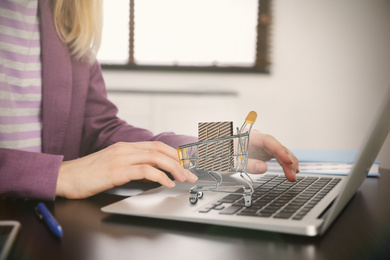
[98,0,272,73]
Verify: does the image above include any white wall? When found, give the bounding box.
[102,0,390,169]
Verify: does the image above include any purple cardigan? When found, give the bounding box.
[0,0,196,200]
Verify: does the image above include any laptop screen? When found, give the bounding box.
[320,90,390,234]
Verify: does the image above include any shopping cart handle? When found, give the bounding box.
[245,111,257,124]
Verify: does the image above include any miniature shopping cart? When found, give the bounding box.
[177,111,257,207]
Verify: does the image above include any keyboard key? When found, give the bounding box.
[260,208,278,214]
[239,208,258,216]
[292,214,305,220]
[279,207,298,213]
[218,194,242,203]
[256,212,273,218]
[220,205,243,215]
[274,212,294,219]
[199,208,212,213]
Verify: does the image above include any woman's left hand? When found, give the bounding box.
[245,129,299,182]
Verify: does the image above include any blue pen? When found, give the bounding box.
[35,202,63,238]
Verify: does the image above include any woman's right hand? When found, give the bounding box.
[55,141,198,199]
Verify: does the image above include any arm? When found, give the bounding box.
[0,148,63,200]
[56,62,198,199]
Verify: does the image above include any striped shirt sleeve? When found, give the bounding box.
[0,0,43,152]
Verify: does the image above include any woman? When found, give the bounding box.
[0,0,298,200]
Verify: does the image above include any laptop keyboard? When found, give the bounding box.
[198,174,341,220]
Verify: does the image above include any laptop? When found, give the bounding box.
[102,91,390,236]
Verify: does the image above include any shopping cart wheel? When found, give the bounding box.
[197,192,203,198]
[189,196,198,204]
[244,196,252,207]
[243,187,253,207]
[189,192,198,204]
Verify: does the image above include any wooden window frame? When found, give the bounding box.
[101,0,272,74]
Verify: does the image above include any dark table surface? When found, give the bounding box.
[1,169,390,260]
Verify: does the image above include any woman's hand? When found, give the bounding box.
[56,141,198,199]
[246,129,299,182]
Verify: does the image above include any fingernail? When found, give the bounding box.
[187,170,198,181]
[168,179,176,187]
[291,169,297,181]
[255,163,268,173]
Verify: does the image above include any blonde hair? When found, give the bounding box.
[52,0,103,62]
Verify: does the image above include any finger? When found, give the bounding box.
[246,159,268,174]
[275,148,299,173]
[123,165,177,188]
[142,142,198,182]
[131,141,179,162]
[126,150,197,183]
[278,163,297,182]
[274,150,298,182]
[110,142,180,162]
[263,136,299,181]
[107,142,197,183]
